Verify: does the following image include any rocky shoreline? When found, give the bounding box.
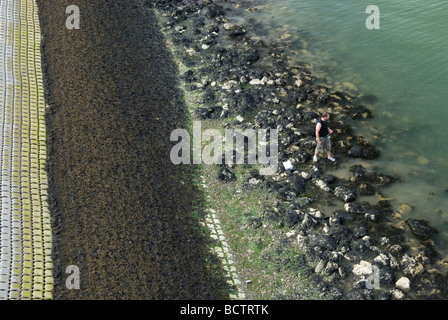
[152,0,448,299]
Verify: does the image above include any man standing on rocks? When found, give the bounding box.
[313,112,336,162]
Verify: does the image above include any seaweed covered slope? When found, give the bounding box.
[36,0,228,299]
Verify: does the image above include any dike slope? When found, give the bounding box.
[36,0,227,299]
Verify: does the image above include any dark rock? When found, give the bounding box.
[400,254,425,277]
[195,106,225,119]
[416,247,439,265]
[387,244,404,255]
[297,150,311,163]
[293,197,314,208]
[361,144,380,159]
[229,25,246,37]
[332,210,356,224]
[361,94,378,104]
[322,174,337,184]
[253,39,265,47]
[344,202,379,222]
[183,69,197,83]
[317,94,329,105]
[434,273,448,297]
[308,165,322,178]
[301,213,318,229]
[308,233,337,251]
[338,265,351,278]
[358,183,376,196]
[298,126,315,137]
[285,210,303,227]
[313,178,332,192]
[323,262,339,276]
[245,175,263,187]
[278,188,296,201]
[378,267,395,285]
[207,25,220,34]
[353,278,368,290]
[264,206,288,227]
[348,145,363,158]
[345,290,365,300]
[350,164,368,180]
[231,91,258,114]
[326,224,354,243]
[295,254,306,266]
[202,4,225,19]
[327,251,342,263]
[242,48,260,65]
[377,292,393,300]
[265,179,282,191]
[364,209,379,222]
[289,175,307,194]
[349,164,396,186]
[247,216,262,229]
[344,239,370,262]
[218,167,236,182]
[356,137,380,159]
[296,92,308,102]
[353,225,369,238]
[193,18,206,28]
[361,289,375,300]
[376,173,395,186]
[406,218,438,241]
[202,88,216,105]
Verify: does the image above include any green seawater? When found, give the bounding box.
[246,0,448,257]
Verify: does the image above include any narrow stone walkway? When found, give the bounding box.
[0,0,52,300]
[203,208,245,300]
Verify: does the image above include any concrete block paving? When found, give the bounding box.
[0,0,52,300]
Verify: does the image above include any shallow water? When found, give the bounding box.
[244,0,448,258]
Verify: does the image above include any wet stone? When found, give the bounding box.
[334,186,356,202]
[406,218,438,241]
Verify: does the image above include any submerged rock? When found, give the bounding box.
[406,218,438,241]
[196,106,226,119]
